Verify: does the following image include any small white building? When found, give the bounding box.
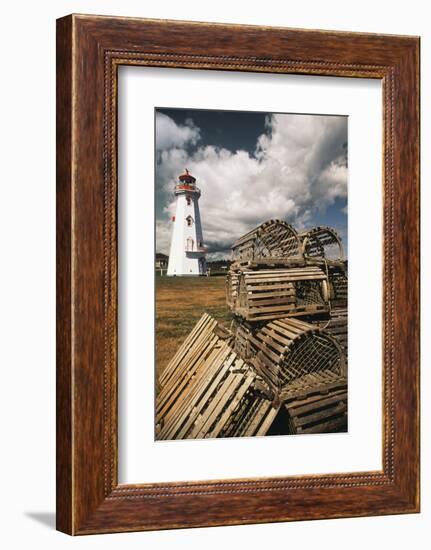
[167,170,207,276]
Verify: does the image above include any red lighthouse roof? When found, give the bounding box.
[178,169,196,184]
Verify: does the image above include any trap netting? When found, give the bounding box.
[249,318,346,396]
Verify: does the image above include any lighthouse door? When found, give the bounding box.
[186,237,194,251]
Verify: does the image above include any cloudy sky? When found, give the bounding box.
[155,108,348,260]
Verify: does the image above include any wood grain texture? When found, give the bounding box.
[56,14,420,534]
[56,15,73,535]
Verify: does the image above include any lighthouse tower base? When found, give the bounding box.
[167,256,206,276]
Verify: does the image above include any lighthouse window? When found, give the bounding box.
[186,215,194,226]
[186,196,191,206]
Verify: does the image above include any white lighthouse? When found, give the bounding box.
[167,170,207,276]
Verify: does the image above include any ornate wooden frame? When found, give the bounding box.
[56,14,420,534]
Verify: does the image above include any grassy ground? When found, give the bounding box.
[156,274,232,377]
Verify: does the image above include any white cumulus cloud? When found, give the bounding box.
[155,112,200,150]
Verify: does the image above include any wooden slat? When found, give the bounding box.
[209,374,255,438]
[254,404,280,436]
[244,400,275,436]
[247,289,296,299]
[189,374,244,439]
[159,313,215,387]
[246,306,327,322]
[294,402,346,428]
[291,393,347,417]
[162,347,235,440]
[159,343,232,438]
[297,415,347,434]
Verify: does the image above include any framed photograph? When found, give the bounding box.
[153,107,349,443]
[56,14,420,534]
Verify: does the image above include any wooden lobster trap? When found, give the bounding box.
[156,313,256,440]
[282,378,348,434]
[227,266,330,322]
[247,317,346,401]
[299,225,345,262]
[231,219,302,266]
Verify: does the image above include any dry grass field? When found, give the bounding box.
[156,274,231,377]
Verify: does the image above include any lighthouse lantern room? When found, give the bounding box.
[167,170,207,276]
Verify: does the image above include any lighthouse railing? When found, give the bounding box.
[175,184,201,193]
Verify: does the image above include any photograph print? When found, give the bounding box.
[155,107,348,441]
